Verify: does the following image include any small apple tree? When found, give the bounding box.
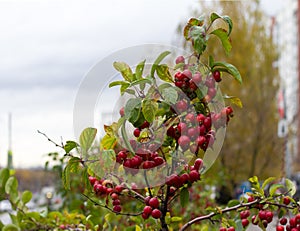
[1,12,299,231]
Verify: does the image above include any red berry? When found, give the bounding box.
[219,228,227,231]
[185,113,195,123]
[276,226,285,231]
[266,211,273,223]
[182,69,192,79]
[151,209,162,219]
[131,156,142,167]
[142,161,155,169]
[242,219,249,227]
[178,135,191,151]
[197,114,206,124]
[189,80,198,91]
[113,198,121,205]
[296,213,300,223]
[110,193,119,200]
[140,121,150,129]
[113,205,122,213]
[193,158,203,171]
[175,100,188,112]
[133,128,141,137]
[177,122,188,134]
[203,117,212,129]
[280,217,288,225]
[142,212,149,219]
[189,144,198,154]
[117,151,127,160]
[189,170,200,183]
[187,128,198,140]
[149,197,160,209]
[196,136,207,147]
[227,227,235,231]
[192,72,202,85]
[175,80,184,88]
[154,156,164,166]
[119,107,125,117]
[247,196,255,202]
[88,176,97,185]
[207,87,217,98]
[175,55,185,64]
[258,210,266,220]
[290,217,297,227]
[226,106,233,116]
[59,225,66,230]
[143,205,152,215]
[283,196,291,205]
[213,70,221,82]
[180,173,190,185]
[144,196,151,205]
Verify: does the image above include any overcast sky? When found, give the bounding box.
[0,0,284,168]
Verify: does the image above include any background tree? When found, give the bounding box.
[177,0,284,198]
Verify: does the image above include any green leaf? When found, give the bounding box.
[210,28,232,55]
[100,150,116,173]
[109,80,130,88]
[156,64,173,83]
[130,78,152,87]
[183,16,205,40]
[2,224,20,231]
[113,62,135,82]
[213,61,242,84]
[223,95,243,108]
[26,212,41,220]
[68,157,81,173]
[125,98,142,117]
[5,176,18,194]
[227,199,240,207]
[121,120,135,153]
[62,164,71,190]
[64,141,79,153]
[286,178,297,196]
[261,177,276,191]
[269,183,284,196]
[142,99,157,123]
[150,51,171,78]
[180,187,189,207]
[174,62,185,70]
[79,127,97,156]
[100,135,117,150]
[21,190,32,204]
[9,214,18,226]
[160,86,178,105]
[210,12,233,36]
[0,168,10,187]
[135,59,146,79]
[190,26,207,55]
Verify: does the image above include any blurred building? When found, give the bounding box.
[274,0,299,174]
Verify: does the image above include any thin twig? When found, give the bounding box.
[37,130,64,149]
[81,193,143,217]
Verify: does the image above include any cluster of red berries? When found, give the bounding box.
[166,158,203,188]
[116,149,165,173]
[88,176,124,213]
[142,196,162,220]
[276,214,300,231]
[174,55,222,102]
[167,110,215,153]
